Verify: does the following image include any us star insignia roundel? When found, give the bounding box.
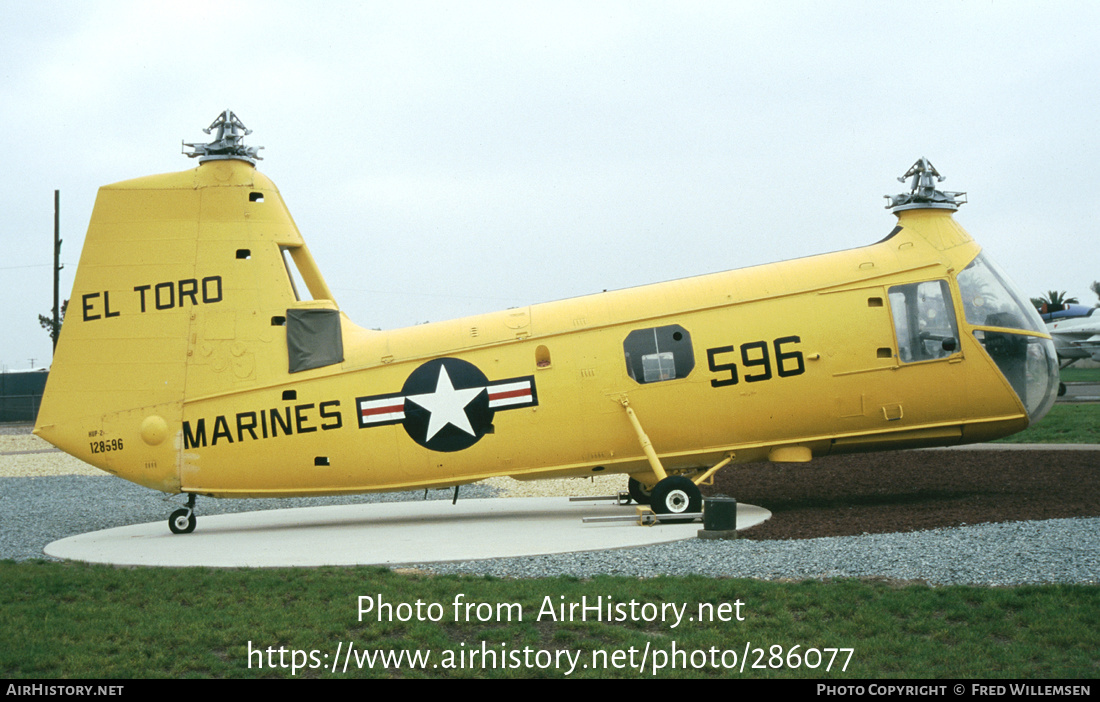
[356,358,538,452]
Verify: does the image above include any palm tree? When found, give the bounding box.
[1031,290,1079,314]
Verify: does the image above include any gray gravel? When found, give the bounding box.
[408,517,1100,585]
[2,472,1096,586]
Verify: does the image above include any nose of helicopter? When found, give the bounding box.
[955,252,1060,426]
[1017,335,1059,425]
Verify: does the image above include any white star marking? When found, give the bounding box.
[405,365,485,441]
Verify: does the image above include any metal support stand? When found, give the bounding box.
[568,494,633,505]
[582,509,703,526]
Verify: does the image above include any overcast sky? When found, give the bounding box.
[2,1,1097,371]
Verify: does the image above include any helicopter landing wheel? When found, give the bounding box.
[168,493,197,534]
[627,477,653,505]
[169,509,196,534]
[650,476,702,524]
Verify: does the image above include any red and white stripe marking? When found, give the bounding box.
[488,380,534,408]
[358,397,406,424]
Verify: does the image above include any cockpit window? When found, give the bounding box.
[955,253,1058,424]
[888,280,960,363]
[957,253,1046,334]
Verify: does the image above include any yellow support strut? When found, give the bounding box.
[620,398,669,482]
[695,454,734,486]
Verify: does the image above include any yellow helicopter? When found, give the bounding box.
[34,111,1059,533]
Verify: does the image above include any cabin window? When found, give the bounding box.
[279,245,335,303]
[623,324,695,383]
[286,308,344,373]
[281,247,312,302]
[888,280,960,363]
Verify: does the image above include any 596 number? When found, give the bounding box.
[707,336,805,387]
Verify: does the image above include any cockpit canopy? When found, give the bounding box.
[957,253,1058,422]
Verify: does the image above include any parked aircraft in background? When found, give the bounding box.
[1041,305,1100,368]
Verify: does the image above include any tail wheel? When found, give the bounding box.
[627,477,653,505]
[650,476,702,523]
[169,508,196,534]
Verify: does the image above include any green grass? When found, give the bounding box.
[993,403,1100,444]
[1,561,1096,679]
[1062,367,1100,383]
[5,375,1097,680]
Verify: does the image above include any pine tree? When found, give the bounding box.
[38,299,68,345]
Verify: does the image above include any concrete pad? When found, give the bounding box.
[1058,381,1100,403]
[44,497,771,568]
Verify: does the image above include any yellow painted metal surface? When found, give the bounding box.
[34,158,1055,501]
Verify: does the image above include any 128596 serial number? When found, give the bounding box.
[90,439,124,454]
